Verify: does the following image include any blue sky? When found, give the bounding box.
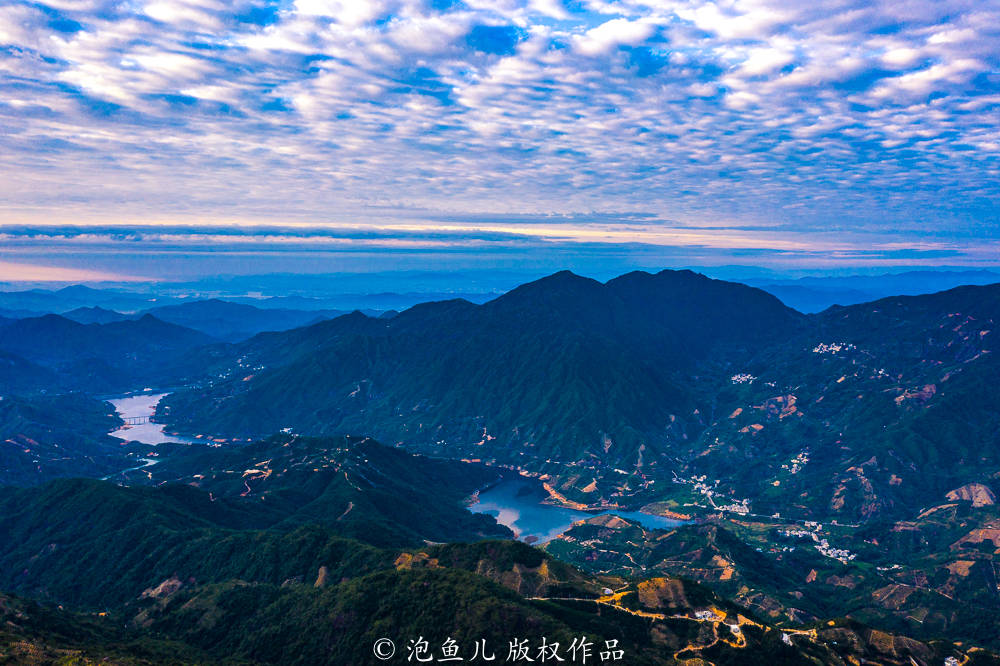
[1,0,999,282]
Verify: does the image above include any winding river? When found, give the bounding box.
[108,392,202,446]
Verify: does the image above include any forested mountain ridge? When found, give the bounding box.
[0,313,214,392]
[158,270,802,486]
[157,273,1000,523]
[3,270,1000,664]
[1,472,992,666]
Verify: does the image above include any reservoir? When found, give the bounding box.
[470,476,686,544]
[109,392,202,446]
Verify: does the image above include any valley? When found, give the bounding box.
[1,269,999,664]
[5,0,997,659]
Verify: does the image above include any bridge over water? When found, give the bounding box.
[122,416,151,426]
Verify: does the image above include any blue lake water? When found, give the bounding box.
[109,393,202,446]
[470,477,685,544]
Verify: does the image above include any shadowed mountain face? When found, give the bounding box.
[0,350,56,393]
[159,271,1000,523]
[159,270,802,476]
[0,313,214,392]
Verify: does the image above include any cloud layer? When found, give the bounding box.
[1,0,998,268]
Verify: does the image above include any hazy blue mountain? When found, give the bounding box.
[0,285,173,314]
[61,305,131,324]
[228,292,496,311]
[749,270,1000,313]
[142,299,346,341]
[0,313,214,392]
[0,307,43,319]
[0,313,213,365]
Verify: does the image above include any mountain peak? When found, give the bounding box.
[483,271,610,325]
[491,270,602,300]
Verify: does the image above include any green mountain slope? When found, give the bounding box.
[1,477,990,666]
[159,270,801,486]
[0,393,136,486]
[671,283,1000,523]
[0,436,511,608]
[125,434,512,546]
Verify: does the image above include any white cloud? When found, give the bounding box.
[738,44,795,76]
[573,17,658,55]
[881,47,922,68]
[0,0,997,238]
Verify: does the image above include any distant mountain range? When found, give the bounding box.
[0,283,497,320]
[746,269,1000,313]
[0,313,213,392]
[140,299,352,341]
[24,299,357,342]
[0,284,170,315]
[4,268,998,319]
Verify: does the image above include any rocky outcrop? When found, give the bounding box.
[140,576,185,599]
[946,483,997,507]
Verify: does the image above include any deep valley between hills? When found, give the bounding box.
[2,269,1000,665]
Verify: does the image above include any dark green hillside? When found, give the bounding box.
[4,539,990,665]
[0,591,209,664]
[159,270,801,504]
[0,393,135,486]
[0,460,995,663]
[132,569,637,666]
[0,477,414,609]
[673,283,1000,524]
[0,313,215,392]
[126,434,511,546]
[0,438,511,609]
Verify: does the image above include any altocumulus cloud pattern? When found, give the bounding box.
[0,0,999,246]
